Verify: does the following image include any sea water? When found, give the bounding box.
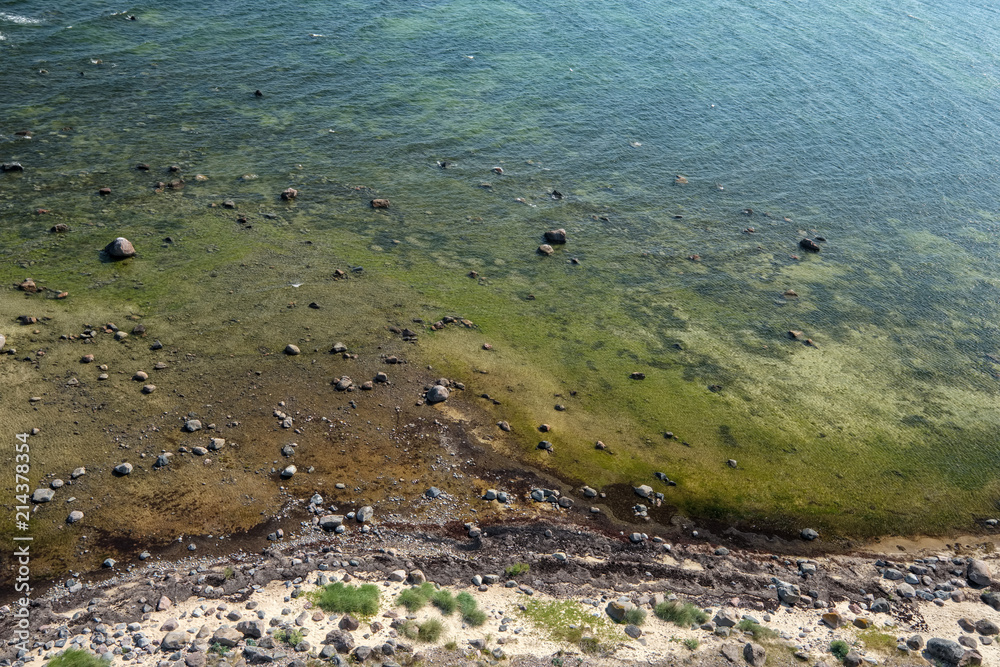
[3,0,1000,537]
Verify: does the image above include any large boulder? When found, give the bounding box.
[161,631,188,651]
[967,559,992,587]
[105,237,136,259]
[212,627,242,648]
[926,638,965,665]
[605,599,634,623]
[743,642,766,667]
[323,631,355,653]
[236,620,264,639]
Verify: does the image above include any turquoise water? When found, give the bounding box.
[4,0,1000,535]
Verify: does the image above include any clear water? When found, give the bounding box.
[3,0,1000,536]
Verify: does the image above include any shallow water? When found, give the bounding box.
[3,0,1000,540]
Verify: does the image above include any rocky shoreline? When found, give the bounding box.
[4,512,1000,667]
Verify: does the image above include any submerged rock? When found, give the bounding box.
[105,237,136,259]
[799,238,820,252]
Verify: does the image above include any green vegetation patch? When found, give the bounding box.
[275,629,304,646]
[654,600,708,627]
[516,599,617,654]
[857,628,897,653]
[505,562,530,578]
[456,591,486,626]
[396,582,435,612]
[307,582,380,617]
[830,639,851,661]
[736,618,778,641]
[417,618,444,643]
[622,607,646,626]
[431,589,457,614]
[45,650,110,667]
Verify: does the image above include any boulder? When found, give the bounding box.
[242,647,277,664]
[371,199,390,209]
[543,229,567,244]
[981,591,1000,611]
[870,597,890,614]
[236,620,264,639]
[968,560,992,587]
[319,515,345,531]
[634,485,653,499]
[713,609,739,628]
[67,510,84,524]
[281,188,298,200]
[161,631,187,651]
[357,506,373,522]
[105,237,137,259]
[323,631,354,653]
[537,244,554,256]
[31,488,54,503]
[821,612,844,628]
[926,638,965,665]
[284,344,301,355]
[624,624,642,639]
[157,595,172,611]
[800,528,819,540]
[606,599,634,623]
[743,642,766,667]
[426,385,449,403]
[280,465,296,479]
[114,462,133,475]
[975,619,999,635]
[339,615,360,631]
[184,419,202,432]
[799,238,820,252]
[212,627,242,648]
[774,579,800,606]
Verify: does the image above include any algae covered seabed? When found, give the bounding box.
[4,1,1000,581]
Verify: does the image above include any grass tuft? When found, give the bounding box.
[397,582,435,612]
[307,582,380,617]
[456,591,486,626]
[275,629,304,646]
[431,589,457,614]
[622,607,646,626]
[505,562,530,578]
[417,618,445,643]
[858,628,897,653]
[45,650,110,667]
[736,618,778,641]
[654,600,708,627]
[830,639,851,661]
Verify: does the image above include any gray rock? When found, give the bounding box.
[544,229,567,244]
[713,609,739,628]
[322,631,354,653]
[975,619,999,635]
[280,465,296,479]
[870,597,890,614]
[184,420,202,432]
[720,644,742,663]
[634,485,653,499]
[582,486,598,498]
[0,334,5,351]
[624,624,642,639]
[800,528,819,540]
[242,647,276,664]
[160,632,187,651]
[629,532,646,544]
[103,558,116,568]
[352,646,371,662]
[981,591,1000,611]
[774,579,800,606]
[425,487,441,499]
[906,635,924,650]
[426,385,449,403]
[211,627,242,648]
[743,642,766,667]
[154,454,170,469]
[236,620,264,639]
[284,344,300,355]
[320,515,345,531]
[105,237,137,259]
[356,506,373,522]
[339,615,360,631]
[32,488,55,503]
[896,582,915,599]
[883,568,903,581]
[71,467,86,479]
[606,600,634,623]
[968,559,992,587]
[67,510,84,524]
[114,462,133,475]
[926,638,965,665]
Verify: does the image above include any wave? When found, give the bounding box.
[0,12,42,25]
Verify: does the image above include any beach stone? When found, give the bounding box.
[242,647,276,664]
[896,583,916,599]
[968,560,992,587]
[339,615,360,631]
[281,188,298,200]
[236,620,264,639]
[211,627,241,648]
[133,371,149,381]
[67,510,84,524]
[426,385,449,403]
[713,609,739,628]
[114,462,133,475]
[208,438,225,451]
[634,485,653,499]
[284,344,301,355]
[927,638,966,665]
[320,515,345,531]
[280,465,296,478]
[425,487,441,498]
[142,384,156,394]
[185,652,206,667]
[975,619,999,635]
[869,597,890,614]
[800,528,819,540]
[629,532,645,544]
[822,612,844,628]
[743,642,766,667]
[184,419,202,432]
[883,568,903,581]
[105,237,136,259]
[103,558,116,568]
[774,580,800,606]
[388,570,406,582]
[606,600,634,623]
[371,199,390,208]
[334,376,353,391]
[154,454,170,469]
[160,632,187,651]
[32,488,55,503]
[544,229,567,244]
[537,244,554,256]
[323,631,354,653]
[960,636,978,649]
[357,505,373,522]
[624,624,642,639]
[843,650,863,667]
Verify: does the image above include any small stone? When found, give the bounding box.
[426,385,449,403]
[184,419,203,432]
[285,344,301,355]
[371,199,390,208]
[114,462,133,475]
[281,188,299,200]
[537,244,554,256]
[104,237,136,259]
